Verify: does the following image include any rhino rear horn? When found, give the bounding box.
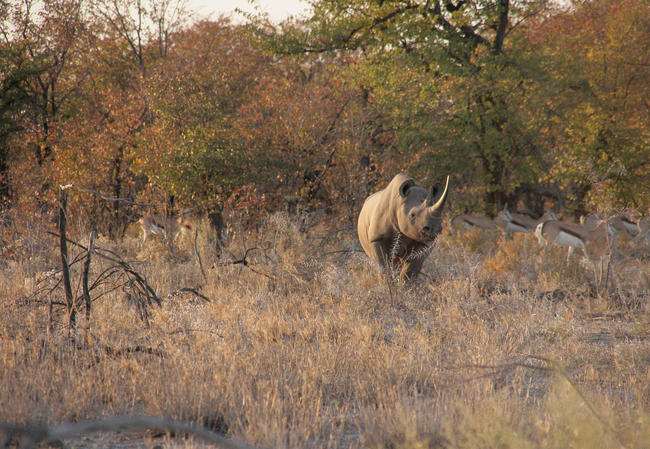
[427,175,450,211]
[426,186,438,204]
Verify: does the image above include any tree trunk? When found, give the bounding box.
[109,146,124,239]
[58,189,76,332]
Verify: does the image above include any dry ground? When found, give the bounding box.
[1,213,648,448]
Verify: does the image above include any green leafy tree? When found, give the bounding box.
[46,0,190,236]
[135,19,270,222]
[0,0,87,216]
[0,40,40,207]
[533,0,649,214]
[140,21,377,225]
[252,0,560,214]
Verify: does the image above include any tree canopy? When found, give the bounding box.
[0,0,647,233]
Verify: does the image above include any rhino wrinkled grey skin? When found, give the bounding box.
[357,173,450,282]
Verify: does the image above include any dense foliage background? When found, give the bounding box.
[1,0,648,235]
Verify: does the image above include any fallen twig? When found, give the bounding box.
[322,248,363,257]
[216,247,259,267]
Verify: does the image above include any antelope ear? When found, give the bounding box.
[399,179,414,198]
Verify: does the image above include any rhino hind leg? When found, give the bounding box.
[367,241,391,270]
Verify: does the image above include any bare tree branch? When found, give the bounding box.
[58,189,75,331]
[215,247,276,281]
[44,230,161,323]
[82,231,96,321]
[493,0,509,53]
[60,183,156,207]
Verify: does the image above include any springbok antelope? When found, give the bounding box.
[581,213,641,250]
[138,211,194,245]
[632,216,649,243]
[535,219,612,265]
[581,213,637,236]
[450,214,498,231]
[496,204,558,234]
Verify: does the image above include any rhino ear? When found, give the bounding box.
[399,179,414,198]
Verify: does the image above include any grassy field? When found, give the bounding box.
[1,213,648,448]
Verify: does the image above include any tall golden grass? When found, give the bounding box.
[1,213,648,448]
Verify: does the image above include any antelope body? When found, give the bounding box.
[496,205,558,234]
[451,214,498,231]
[535,219,612,264]
[581,213,647,250]
[581,213,637,236]
[632,216,649,243]
[138,212,193,245]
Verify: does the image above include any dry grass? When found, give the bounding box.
[1,212,648,448]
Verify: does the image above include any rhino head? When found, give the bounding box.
[395,175,450,243]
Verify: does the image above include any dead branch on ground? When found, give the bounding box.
[215,247,276,281]
[167,287,212,303]
[0,415,258,449]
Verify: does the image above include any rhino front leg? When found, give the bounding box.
[368,240,406,281]
[399,257,425,283]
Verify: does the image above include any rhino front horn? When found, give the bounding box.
[427,175,450,211]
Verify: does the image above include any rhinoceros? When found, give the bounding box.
[357,173,450,281]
